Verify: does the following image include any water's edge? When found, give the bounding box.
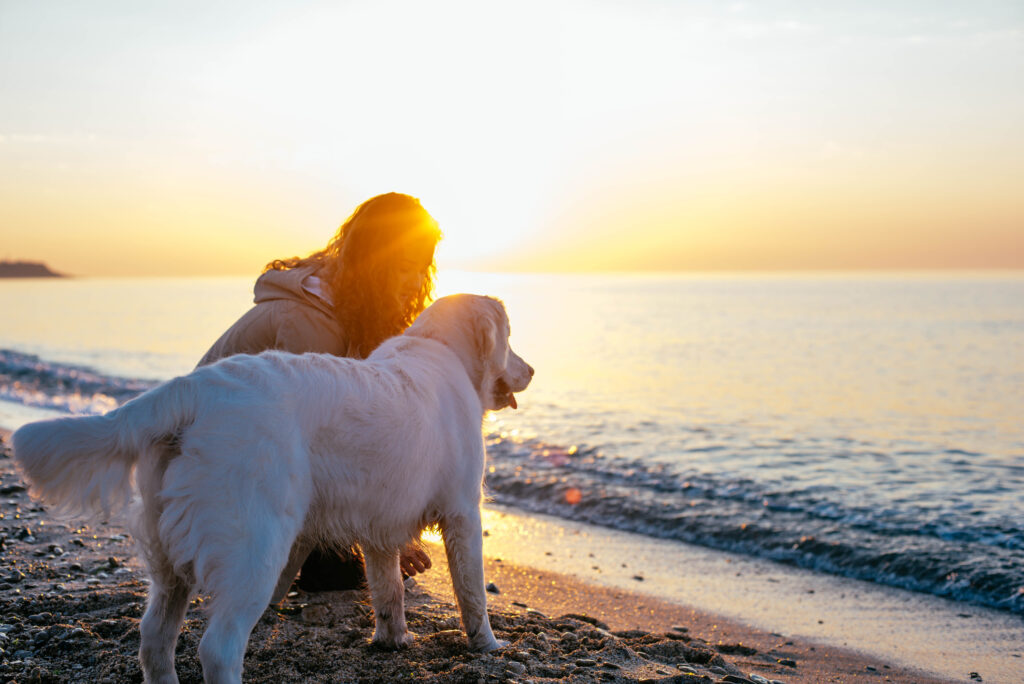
[2,346,1022,617]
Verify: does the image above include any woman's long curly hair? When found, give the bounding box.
[265,193,441,358]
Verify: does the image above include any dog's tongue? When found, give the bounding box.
[509,393,517,409]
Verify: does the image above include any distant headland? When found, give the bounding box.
[0,260,67,278]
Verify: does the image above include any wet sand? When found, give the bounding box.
[461,505,1023,683]
[0,428,996,682]
[417,539,960,684]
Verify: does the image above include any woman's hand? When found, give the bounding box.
[400,545,432,576]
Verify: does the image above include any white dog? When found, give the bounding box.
[13,294,532,684]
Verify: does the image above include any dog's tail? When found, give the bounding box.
[11,376,199,520]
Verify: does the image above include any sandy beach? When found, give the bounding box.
[0,427,994,682]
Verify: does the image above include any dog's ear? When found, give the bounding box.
[476,311,497,358]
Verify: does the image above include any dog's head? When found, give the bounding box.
[405,294,533,411]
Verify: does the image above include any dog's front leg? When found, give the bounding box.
[441,510,507,652]
[363,547,414,648]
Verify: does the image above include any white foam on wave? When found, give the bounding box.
[0,384,119,416]
[0,398,67,431]
[0,348,156,429]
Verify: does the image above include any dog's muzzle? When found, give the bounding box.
[494,377,517,409]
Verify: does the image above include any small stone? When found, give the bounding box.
[486,582,500,594]
[750,674,770,684]
[560,613,610,630]
[575,658,597,667]
[777,658,796,667]
[301,604,330,624]
[506,661,526,675]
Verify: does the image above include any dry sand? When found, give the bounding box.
[0,430,964,682]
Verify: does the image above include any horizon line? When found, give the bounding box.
[8,266,1024,279]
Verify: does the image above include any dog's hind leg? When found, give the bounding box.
[197,543,292,684]
[139,570,191,684]
[196,528,297,683]
[269,536,314,604]
[136,444,193,684]
[363,546,413,648]
[198,591,271,684]
[441,509,506,652]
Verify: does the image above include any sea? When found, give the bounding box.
[1,271,1022,618]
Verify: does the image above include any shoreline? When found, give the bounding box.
[0,427,1014,682]
[418,542,956,684]
[466,504,1024,683]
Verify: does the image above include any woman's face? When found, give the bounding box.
[393,236,435,308]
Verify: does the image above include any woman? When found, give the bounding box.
[198,192,441,590]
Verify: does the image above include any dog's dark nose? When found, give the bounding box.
[527,364,535,377]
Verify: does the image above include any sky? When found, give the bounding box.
[1,0,1022,276]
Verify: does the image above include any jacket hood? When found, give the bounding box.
[253,265,335,319]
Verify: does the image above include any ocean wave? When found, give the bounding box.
[0,349,156,416]
[483,435,1024,615]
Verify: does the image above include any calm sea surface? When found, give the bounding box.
[1,272,1022,613]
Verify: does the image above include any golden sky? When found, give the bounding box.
[1,1,1022,276]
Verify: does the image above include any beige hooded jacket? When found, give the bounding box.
[197,265,348,366]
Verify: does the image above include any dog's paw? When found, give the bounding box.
[472,637,509,653]
[370,631,415,650]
